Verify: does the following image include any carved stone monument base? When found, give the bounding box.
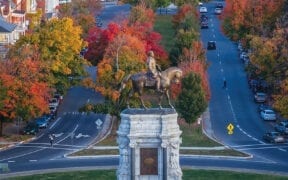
[117,108,182,180]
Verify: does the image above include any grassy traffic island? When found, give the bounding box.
[69,117,248,157]
[8,169,288,180]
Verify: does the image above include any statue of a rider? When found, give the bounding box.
[146,51,162,92]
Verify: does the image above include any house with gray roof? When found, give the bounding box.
[0,16,17,58]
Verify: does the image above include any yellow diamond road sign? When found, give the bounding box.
[227,123,234,135]
[227,123,234,131]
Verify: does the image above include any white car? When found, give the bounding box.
[261,109,277,121]
[199,7,207,13]
[214,8,222,15]
[49,98,59,108]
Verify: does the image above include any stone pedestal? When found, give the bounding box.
[117,108,182,180]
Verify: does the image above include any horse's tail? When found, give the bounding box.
[119,74,131,93]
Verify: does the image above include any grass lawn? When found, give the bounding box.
[154,15,175,52]
[8,169,288,180]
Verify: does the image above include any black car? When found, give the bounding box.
[207,41,216,50]
[200,21,208,29]
[263,132,285,143]
[216,3,223,9]
[23,122,39,135]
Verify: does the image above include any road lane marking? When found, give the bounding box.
[49,117,61,130]
[55,124,79,144]
[0,148,45,162]
[8,161,15,163]
[278,148,287,152]
[238,145,288,151]
[29,160,37,162]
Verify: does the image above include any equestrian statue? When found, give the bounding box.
[119,51,183,109]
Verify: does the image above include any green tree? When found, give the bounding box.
[176,72,207,124]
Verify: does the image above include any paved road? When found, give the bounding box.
[201,0,288,166]
[1,1,288,178]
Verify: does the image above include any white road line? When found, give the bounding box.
[231,143,288,148]
[49,117,61,130]
[278,148,287,152]
[0,148,45,162]
[55,124,79,144]
[238,145,288,151]
[29,160,37,162]
[8,161,15,163]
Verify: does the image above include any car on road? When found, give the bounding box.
[207,41,216,50]
[263,132,285,143]
[214,8,222,15]
[275,121,288,135]
[260,109,277,121]
[35,117,49,128]
[49,98,59,108]
[199,7,207,13]
[200,21,208,29]
[23,122,39,135]
[49,105,57,115]
[254,92,267,103]
[216,2,224,9]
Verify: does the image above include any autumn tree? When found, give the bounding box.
[0,56,51,136]
[8,18,87,93]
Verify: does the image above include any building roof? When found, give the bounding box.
[0,16,17,33]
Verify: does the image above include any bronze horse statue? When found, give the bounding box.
[119,67,183,109]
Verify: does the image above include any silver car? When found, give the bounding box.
[260,109,277,121]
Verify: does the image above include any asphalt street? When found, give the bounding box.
[202,0,288,167]
[1,1,288,178]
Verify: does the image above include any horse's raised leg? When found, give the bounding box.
[166,90,174,109]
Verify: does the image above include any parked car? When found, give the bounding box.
[23,122,39,135]
[263,132,285,143]
[260,109,277,121]
[275,121,288,135]
[49,98,59,108]
[49,105,57,115]
[214,8,222,15]
[254,92,267,103]
[53,93,63,104]
[199,6,208,13]
[41,114,53,122]
[207,41,216,50]
[35,117,49,128]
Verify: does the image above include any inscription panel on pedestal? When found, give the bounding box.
[140,148,158,175]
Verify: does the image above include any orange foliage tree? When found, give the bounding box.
[0,57,51,136]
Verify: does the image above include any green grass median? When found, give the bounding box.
[8,169,288,180]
